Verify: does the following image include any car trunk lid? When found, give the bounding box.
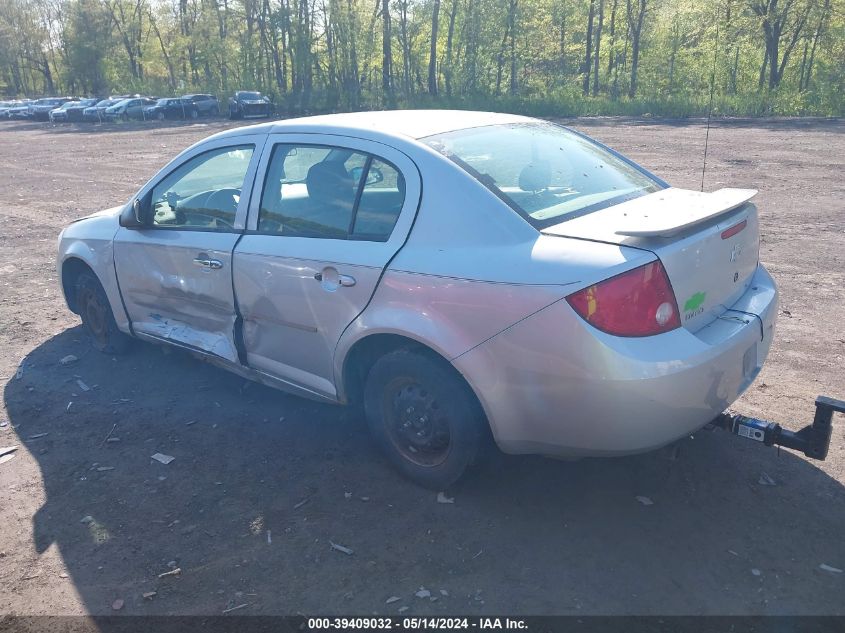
[542,187,760,332]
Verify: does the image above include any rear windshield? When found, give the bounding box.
[423,122,661,228]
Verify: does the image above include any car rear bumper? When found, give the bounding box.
[453,264,778,457]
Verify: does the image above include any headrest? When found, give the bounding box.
[306,161,355,208]
[518,161,551,192]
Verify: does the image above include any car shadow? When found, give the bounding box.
[4,327,845,617]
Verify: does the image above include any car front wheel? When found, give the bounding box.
[364,349,483,489]
[75,272,131,354]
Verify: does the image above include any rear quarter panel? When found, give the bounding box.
[334,146,655,400]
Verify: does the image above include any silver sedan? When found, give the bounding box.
[57,111,777,488]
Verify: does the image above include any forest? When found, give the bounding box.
[0,0,843,117]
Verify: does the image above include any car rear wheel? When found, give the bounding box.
[364,349,483,489]
[75,272,131,354]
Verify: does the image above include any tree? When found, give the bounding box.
[64,0,112,95]
[381,0,394,104]
[592,0,604,95]
[443,0,459,96]
[105,0,147,82]
[750,0,814,89]
[582,0,595,94]
[627,0,646,98]
[428,0,440,95]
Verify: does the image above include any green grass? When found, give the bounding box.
[394,89,843,119]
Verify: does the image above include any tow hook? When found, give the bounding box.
[712,396,845,460]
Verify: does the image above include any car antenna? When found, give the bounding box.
[700,12,720,192]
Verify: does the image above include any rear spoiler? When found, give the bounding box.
[613,187,757,238]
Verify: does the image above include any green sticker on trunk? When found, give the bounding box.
[684,292,706,313]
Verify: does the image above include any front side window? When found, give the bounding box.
[150,145,254,230]
[258,144,405,241]
[423,122,660,228]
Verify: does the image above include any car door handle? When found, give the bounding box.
[193,257,223,270]
[313,271,356,287]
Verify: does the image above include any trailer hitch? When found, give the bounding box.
[713,396,845,460]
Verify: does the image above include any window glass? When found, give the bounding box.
[423,122,660,228]
[259,145,365,239]
[351,159,405,241]
[282,146,332,182]
[258,144,406,241]
[150,145,254,229]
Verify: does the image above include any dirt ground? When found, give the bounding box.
[0,115,843,617]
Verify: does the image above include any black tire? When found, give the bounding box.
[364,349,483,489]
[75,272,131,354]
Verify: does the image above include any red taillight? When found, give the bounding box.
[566,261,681,337]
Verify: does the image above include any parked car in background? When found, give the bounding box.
[50,98,99,123]
[7,100,36,119]
[0,100,20,118]
[104,97,156,121]
[55,110,777,488]
[182,93,219,117]
[31,97,73,121]
[83,98,122,122]
[143,97,199,121]
[228,90,272,119]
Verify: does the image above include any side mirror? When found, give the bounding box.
[351,166,384,186]
[119,198,145,228]
[366,167,384,186]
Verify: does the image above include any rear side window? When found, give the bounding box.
[258,144,405,242]
[352,159,405,239]
[423,122,660,228]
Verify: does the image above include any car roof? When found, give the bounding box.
[213,109,533,142]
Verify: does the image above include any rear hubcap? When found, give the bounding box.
[384,380,451,467]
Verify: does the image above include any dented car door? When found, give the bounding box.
[232,134,421,398]
[113,137,265,362]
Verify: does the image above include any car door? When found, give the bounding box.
[234,134,421,398]
[114,134,266,362]
[125,99,141,118]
